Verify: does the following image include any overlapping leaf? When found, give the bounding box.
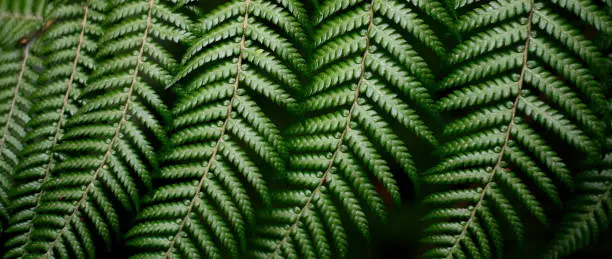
[0,0,48,236]
[0,0,50,46]
[544,145,612,259]
[125,0,306,258]
[18,0,190,257]
[2,1,106,257]
[0,44,42,236]
[422,0,609,258]
[543,88,612,259]
[249,0,452,258]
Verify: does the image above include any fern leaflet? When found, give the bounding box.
[18,0,190,257]
[125,0,305,258]
[544,148,612,258]
[0,0,50,46]
[2,1,106,257]
[0,43,42,236]
[543,97,612,258]
[0,0,48,237]
[422,0,609,258]
[250,0,452,258]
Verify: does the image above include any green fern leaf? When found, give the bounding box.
[2,1,107,257]
[0,43,42,236]
[249,0,451,258]
[0,0,51,46]
[16,0,191,257]
[125,0,306,258]
[422,0,609,258]
[543,93,612,258]
[544,147,612,258]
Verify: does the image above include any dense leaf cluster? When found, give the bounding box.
[0,0,610,258]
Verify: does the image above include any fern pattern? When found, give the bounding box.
[0,0,48,234]
[0,0,610,258]
[543,83,612,258]
[9,0,190,257]
[249,0,452,258]
[0,0,49,46]
[0,44,41,235]
[422,0,609,258]
[125,0,306,258]
[544,144,612,258]
[3,1,105,257]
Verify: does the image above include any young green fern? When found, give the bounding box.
[248,0,452,258]
[124,0,306,258]
[422,0,609,258]
[2,1,106,257]
[14,0,191,257]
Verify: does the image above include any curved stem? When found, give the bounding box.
[162,0,252,257]
[42,0,154,256]
[270,0,375,256]
[444,0,535,257]
[0,45,29,164]
[21,4,88,257]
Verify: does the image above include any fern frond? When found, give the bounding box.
[125,0,306,258]
[17,0,190,257]
[2,1,106,257]
[249,0,451,258]
[423,0,608,258]
[0,0,51,46]
[544,147,612,258]
[0,43,42,235]
[543,88,612,258]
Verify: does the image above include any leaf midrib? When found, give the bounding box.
[270,0,375,256]
[162,0,252,257]
[42,0,155,256]
[0,45,29,172]
[21,4,89,257]
[444,0,536,257]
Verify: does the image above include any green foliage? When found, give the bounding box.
[248,0,452,258]
[2,0,191,257]
[0,0,610,258]
[422,0,610,258]
[125,0,305,258]
[0,0,48,235]
[0,0,50,46]
[543,95,612,258]
[2,1,106,257]
[0,44,42,235]
[544,146,612,258]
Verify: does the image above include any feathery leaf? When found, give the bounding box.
[2,1,106,257]
[125,0,305,258]
[251,0,451,258]
[18,0,189,257]
[422,0,609,257]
